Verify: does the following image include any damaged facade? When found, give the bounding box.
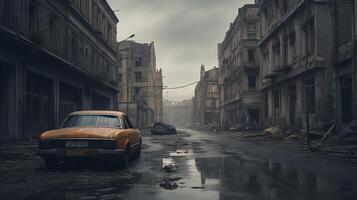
[218,4,261,129]
[334,0,355,127]
[117,41,163,129]
[258,0,357,131]
[192,66,219,127]
[0,0,119,139]
[354,0,357,124]
[258,0,335,131]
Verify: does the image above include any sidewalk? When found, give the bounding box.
[205,127,357,164]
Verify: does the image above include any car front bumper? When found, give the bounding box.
[36,148,124,160]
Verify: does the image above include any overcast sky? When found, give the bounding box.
[107,0,254,101]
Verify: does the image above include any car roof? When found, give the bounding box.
[69,110,125,117]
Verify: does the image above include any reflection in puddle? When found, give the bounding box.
[25,172,146,200]
[189,157,357,200]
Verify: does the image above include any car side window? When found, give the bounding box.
[123,116,134,129]
[123,117,130,129]
[125,116,134,128]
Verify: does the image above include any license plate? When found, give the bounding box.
[65,141,88,148]
[65,149,87,156]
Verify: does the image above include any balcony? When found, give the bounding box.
[264,72,282,79]
[242,63,259,72]
[273,64,292,73]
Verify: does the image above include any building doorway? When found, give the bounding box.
[25,72,54,137]
[248,109,260,125]
[341,75,353,124]
[0,64,10,138]
[289,85,297,125]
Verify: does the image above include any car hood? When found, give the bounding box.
[40,127,121,140]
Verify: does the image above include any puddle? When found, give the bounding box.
[178,156,357,200]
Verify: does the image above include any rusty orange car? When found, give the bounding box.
[36,111,142,169]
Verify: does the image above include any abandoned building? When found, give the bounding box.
[0,0,119,139]
[218,4,261,129]
[354,0,357,124]
[117,41,163,129]
[257,0,357,131]
[258,0,336,131]
[163,99,193,128]
[334,0,356,127]
[192,66,220,127]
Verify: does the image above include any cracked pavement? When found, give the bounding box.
[1,129,357,200]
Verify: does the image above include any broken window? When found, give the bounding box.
[248,75,256,89]
[289,30,296,63]
[247,23,257,39]
[134,87,141,96]
[306,18,315,56]
[135,72,142,82]
[248,49,256,63]
[283,37,288,65]
[135,57,142,66]
[336,3,352,45]
[118,73,122,82]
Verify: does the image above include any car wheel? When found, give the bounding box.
[45,158,58,170]
[118,147,129,169]
[133,143,141,159]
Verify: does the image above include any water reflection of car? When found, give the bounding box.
[150,122,177,135]
[36,111,142,169]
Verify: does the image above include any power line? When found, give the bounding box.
[164,81,199,90]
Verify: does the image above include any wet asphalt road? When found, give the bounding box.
[1,129,357,200]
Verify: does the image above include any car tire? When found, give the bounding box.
[133,143,141,159]
[118,147,129,169]
[45,158,58,170]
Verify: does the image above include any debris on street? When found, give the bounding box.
[264,126,282,136]
[151,122,177,135]
[162,158,178,172]
[159,177,182,190]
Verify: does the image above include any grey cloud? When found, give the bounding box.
[108,0,254,101]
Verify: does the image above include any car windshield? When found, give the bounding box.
[61,115,121,128]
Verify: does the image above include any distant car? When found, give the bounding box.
[36,111,141,169]
[151,122,177,135]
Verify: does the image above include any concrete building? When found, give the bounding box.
[192,66,220,127]
[258,0,335,131]
[0,0,119,139]
[354,0,357,123]
[163,99,193,128]
[334,1,355,127]
[218,4,261,129]
[117,41,163,129]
